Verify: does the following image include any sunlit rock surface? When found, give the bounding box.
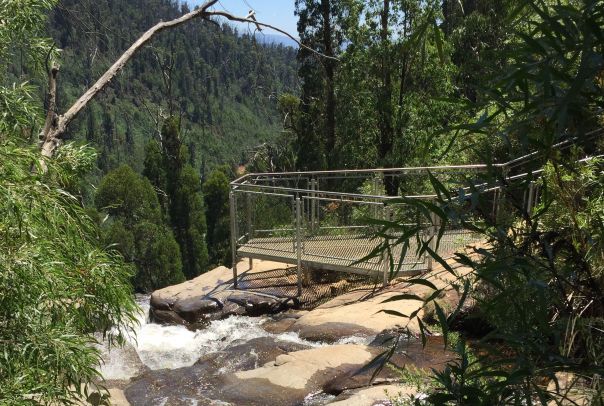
[102,257,475,405]
[290,258,474,342]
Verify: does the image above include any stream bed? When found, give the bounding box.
[97,295,372,384]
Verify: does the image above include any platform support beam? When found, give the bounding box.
[230,191,238,288]
[427,200,439,272]
[296,197,302,297]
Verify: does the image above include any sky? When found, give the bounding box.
[187,0,298,38]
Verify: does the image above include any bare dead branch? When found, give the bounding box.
[208,10,339,62]
[39,63,59,158]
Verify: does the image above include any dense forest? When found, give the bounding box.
[1,0,603,404]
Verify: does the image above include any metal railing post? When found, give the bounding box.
[296,197,303,297]
[246,193,253,270]
[381,204,389,287]
[427,201,439,272]
[229,191,238,288]
[310,179,316,232]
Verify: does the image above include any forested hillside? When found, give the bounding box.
[45,0,298,175]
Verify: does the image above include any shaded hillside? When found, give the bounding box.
[47,0,298,174]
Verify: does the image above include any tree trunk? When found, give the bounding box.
[378,0,397,195]
[321,0,337,169]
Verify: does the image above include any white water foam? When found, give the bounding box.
[99,294,374,379]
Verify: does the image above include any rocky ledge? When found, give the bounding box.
[150,260,297,328]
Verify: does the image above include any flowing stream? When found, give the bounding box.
[98,295,371,382]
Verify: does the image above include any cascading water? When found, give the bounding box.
[97,295,373,381]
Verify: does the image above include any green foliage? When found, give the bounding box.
[289,0,467,174]
[294,0,348,170]
[1,1,137,402]
[143,139,169,214]
[0,0,58,74]
[171,164,209,279]
[160,117,209,279]
[0,142,138,404]
[95,165,185,292]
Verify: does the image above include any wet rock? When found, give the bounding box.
[324,337,454,394]
[213,344,378,406]
[173,297,223,322]
[149,308,188,326]
[124,336,311,406]
[262,310,311,334]
[297,322,377,343]
[227,292,288,316]
[124,357,220,405]
[196,336,311,373]
[262,317,298,334]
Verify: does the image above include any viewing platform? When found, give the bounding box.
[228,165,512,295]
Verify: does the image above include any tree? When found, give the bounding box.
[375,0,604,403]
[0,1,136,402]
[161,117,209,279]
[174,165,210,278]
[203,167,231,267]
[295,0,347,170]
[95,164,185,292]
[331,0,459,177]
[143,139,169,215]
[36,0,323,163]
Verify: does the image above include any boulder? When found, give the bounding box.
[325,336,455,394]
[212,344,378,406]
[289,288,421,342]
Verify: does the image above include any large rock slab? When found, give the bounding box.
[290,288,420,342]
[290,259,474,342]
[212,344,377,405]
[150,260,294,327]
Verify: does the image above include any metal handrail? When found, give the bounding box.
[231,163,501,186]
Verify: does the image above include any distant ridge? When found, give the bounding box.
[254,32,299,48]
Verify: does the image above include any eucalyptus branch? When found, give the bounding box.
[208,10,340,62]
